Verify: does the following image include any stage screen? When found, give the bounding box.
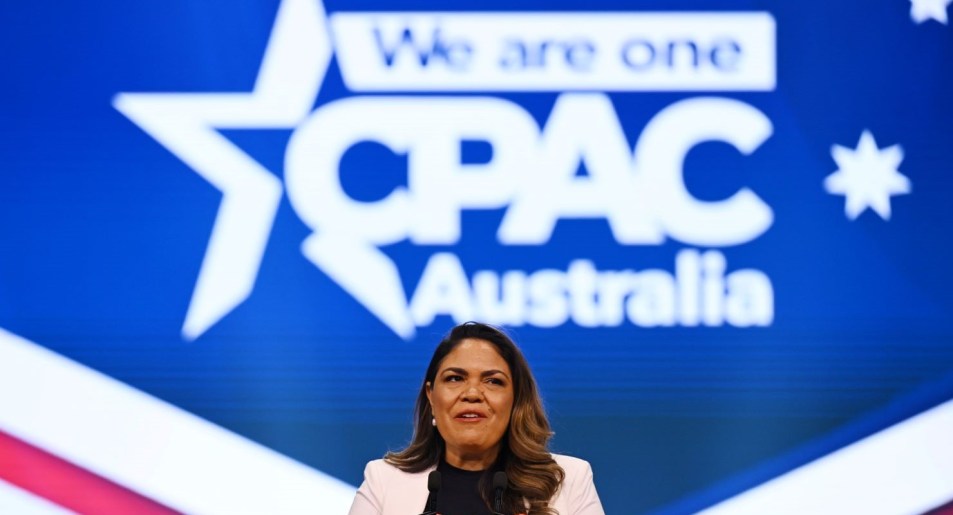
[2,0,952,513]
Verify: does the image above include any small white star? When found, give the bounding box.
[824,130,911,221]
[910,0,952,24]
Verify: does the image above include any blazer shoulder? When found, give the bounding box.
[550,454,604,514]
[364,458,391,472]
[552,453,593,474]
[364,458,433,484]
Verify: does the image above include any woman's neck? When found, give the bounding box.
[444,445,500,471]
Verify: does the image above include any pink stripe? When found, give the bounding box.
[927,500,953,515]
[0,430,179,514]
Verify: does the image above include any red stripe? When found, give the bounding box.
[926,500,953,515]
[0,429,179,514]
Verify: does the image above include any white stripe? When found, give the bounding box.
[0,328,356,515]
[700,398,953,515]
[0,478,75,515]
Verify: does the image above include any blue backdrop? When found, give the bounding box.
[2,0,952,513]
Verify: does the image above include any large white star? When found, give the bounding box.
[824,130,911,221]
[114,0,418,341]
[114,0,333,340]
[910,0,952,24]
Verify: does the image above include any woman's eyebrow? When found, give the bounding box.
[440,367,510,379]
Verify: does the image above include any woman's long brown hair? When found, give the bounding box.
[385,322,564,515]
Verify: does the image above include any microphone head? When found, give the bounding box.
[428,470,442,493]
[492,471,507,491]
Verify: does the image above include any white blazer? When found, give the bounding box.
[347,453,604,515]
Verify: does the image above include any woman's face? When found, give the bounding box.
[427,338,514,469]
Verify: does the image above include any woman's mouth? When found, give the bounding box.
[455,412,486,422]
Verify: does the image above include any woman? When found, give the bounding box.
[348,322,604,515]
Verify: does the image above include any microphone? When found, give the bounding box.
[420,470,441,515]
[492,471,507,515]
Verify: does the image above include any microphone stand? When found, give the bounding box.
[491,471,507,515]
[419,470,441,515]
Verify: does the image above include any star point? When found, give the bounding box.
[114,0,333,340]
[910,0,952,24]
[824,130,911,221]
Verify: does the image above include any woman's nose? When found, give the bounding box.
[462,383,484,399]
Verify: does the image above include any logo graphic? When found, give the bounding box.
[115,0,899,341]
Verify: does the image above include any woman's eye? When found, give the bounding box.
[487,378,504,386]
[445,375,463,382]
